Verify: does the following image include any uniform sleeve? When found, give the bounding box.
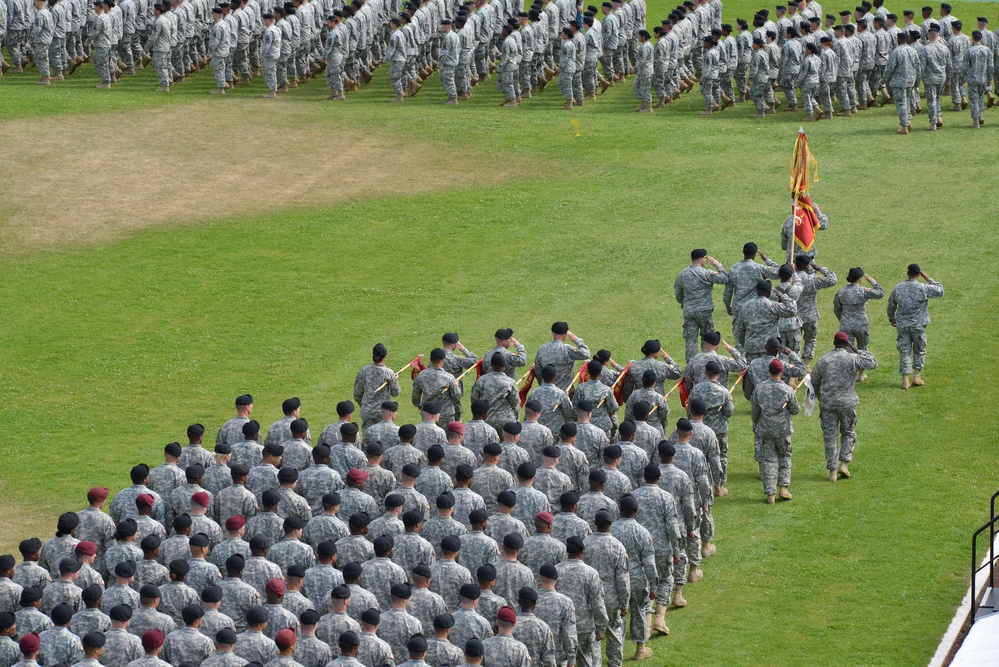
[886,288,898,324]
[353,369,365,404]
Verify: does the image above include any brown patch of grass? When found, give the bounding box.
[0,99,516,247]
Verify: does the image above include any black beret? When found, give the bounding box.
[539,562,558,580]
[494,328,513,339]
[560,491,579,505]
[187,423,205,437]
[59,557,82,573]
[283,516,304,531]
[517,462,536,479]
[246,606,268,624]
[249,535,270,549]
[483,442,503,457]
[503,422,522,435]
[618,420,636,437]
[114,561,137,577]
[51,605,73,629]
[401,463,421,478]
[430,348,447,361]
[361,608,381,625]
[82,584,103,604]
[185,463,205,479]
[441,535,461,552]
[427,445,445,461]
[282,397,301,414]
[620,494,639,512]
[331,585,351,600]
[436,491,455,508]
[278,467,299,483]
[381,401,399,411]
[503,532,524,549]
[518,586,538,602]
[391,583,412,599]
[471,399,490,414]
[465,638,485,657]
[243,420,260,437]
[402,510,423,527]
[19,538,42,553]
[109,605,133,621]
[468,509,489,524]
[407,635,428,653]
[182,605,204,624]
[542,445,561,458]
[215,442,232,455]
[165,442,183,457]
[290,418,308,434]
[350,513,371,528]
[676,418,693,432]
[551,322,569,335]
[421,402,441,414]
[566,535,585,552]
[459,583,481,599]
[189,533,210,548]
[374,536,394,555]
[170,559,191,574]
[490,352,506,368]
[704,360,722,375]
[338,631,360,647]
[456,464,474,480]
[139,584,162,599]
[603,444,622,459]
[594,509,614,526]
[589,469,607,483]
[236,394,253,406]
[21,586,43,604]
[399,424,417,439]
[412,563,432,579]
[372,343,388,357]
[658,441,676,458]
[287,564,306,578]
[497,490,517,507]
[262,489,281,505]
[116,518,138,538]
[216,628,237,644]
[201,585,223,603]
[83,632,106,649]
[688,398,707,415]
[0,555,14,570]
[336,401,355,416]
[299,610,320,626]
[433,613,455,629]
[365,441,383,456]
[476,564,496,581]
[691,248,707,260]
[442,333,459,344]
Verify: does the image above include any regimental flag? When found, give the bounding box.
[579,363,590,385]
[611,362,633,405]
[474,358,485,379]
[518,365,536,407]
[789,128,821,253]
[679,378,689,409]
[410,355,427,380]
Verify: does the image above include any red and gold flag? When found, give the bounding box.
[410,355,427,380]
[611,362,633,405]
[789,129,821,253]
[518,365,536,407]
[474,358,485,379]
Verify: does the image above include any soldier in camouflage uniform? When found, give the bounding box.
[533,446,574,511]
[132,629,171,667]
[597,446,633,504]
[417,447,454,503]
[358,444,395,511]
[217,395,254,449]
[392,514,435,583]
[429,537,473,611]
[656,442,697,607]
[491,534,535,610]
[244,536,284,597]
[517,512,566,585]
[791,255,839,366]
[464,401,501,465]
[518,402,555,466]
[741,280,800,363]
[38,603,84,665]
[612,495,658,661]
[422,494,467,560]
[469,444,513,514]
[622,340,682,400]
[413,350,462,426]
[408,565,448,637]
[354,345,402,430]
[674,249,730,362]
[527,366,575,437]
[180,424,215,472]
[357,608,394,667]
[363,537,408,612]
[781,203,828,264]
[723,242,781,350]
[555,537,606,667]
[200,628,246,667]
[232,421,265,471]
[683,331,747,394]
[441,424,478,481]
[623,375,669,440]
[71,586,112,638]
[148,444,186,501]
[481,607,530,667]
[441,333,479,421]
[316,587,361,653]
[219,555,263,632]
[367,498,405,549]
[482,329,527,381]
[264,398,305,449]
[509,464,551,532]
[130,585,174,639]
[426,613,464,666]
[510,588,556,667]
[470,355,521,434]
[384,428,428,483]
[449,584,493,651]
[317,401,356,449]
[833,266,884,371]
[458,511,501,580]
[15,586,53,637]
[811,332,879,482]
[162,605,214,666]
[582,511,628,667]
[361,403,401,453]
[689,361,734,493]
[631,465,682,635]
[301,542,344,611]
[535,563,576,667]
[199,586,237,643]
[76,487,117,579]
[109,465,166,528]
[533,322,590,390]
[572,362,618,437]
[78,632,106,667]
[40,558,82,616]
[571,402,608,473]
[105,606,145,667]
[751,359,800,503]
[667,419,714,569]
[485,493,529,547]
[376,584,423,664]
[887,264,944,389]
[234,607,278,665]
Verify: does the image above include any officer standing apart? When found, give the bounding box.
[674,249,729,362]
[887,264,944,390]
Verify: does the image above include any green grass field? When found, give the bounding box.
[3,1,999,663]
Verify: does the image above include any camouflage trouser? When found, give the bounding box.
[765,76,777,105]
[856,67,872,102]
[801,82,817,115]
[869,63,884,93]
[601,52,615,80]
[211,55,228,88]
[596,604,623,667]
[682,311,715,362]
[699,506,714,543]
[119,32,135,67]
[633,70,651,102]
[780,74,797,106]
[969,82,986,120]
[262,56,277,91]
[361,415,383,430]
[896,325,927,374]
[839,326,869,352]
[751,80,768,113]
[49,36,66,72]
[720,69,734,100]
[925,82,944,123]
[891,85,911,127]
[950,74,966,104]
[572,70,583,102]
[558,70,573,101]
[653,551,674,602]
[35,42,52,77]
[497,65,516,100]
[700,77,719,109]
[456,61,470,93]
[7,29,29,66]
[583,59,598,94]
[93,46,111,83]
[779,326,802,356]
[440,64,456,99]
[716,432,729,483]
[615,43,627,78]
[276,55,288,87]
[801,320,820,359]
[627,587,652,642]
[152,49,171,86]
[734,61,748,95]
[819,405,856,470]
[760,435,791,495]
[835,77,852,110]
[576,631,596,667]
[235,43,250,77]
[388,60,405,94]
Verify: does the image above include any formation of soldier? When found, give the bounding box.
[0,221,946,667]
[1,0,996,126]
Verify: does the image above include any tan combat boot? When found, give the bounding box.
[901,374,910,389]
[561,101,573,110]
[766,493,776,504]
[261,90,277,98]
[210,87,225,95]
[687,565,703,583]
[671,587,687,608]
[701,541,716,558]
[652,603,669,633]
[828,469,838,482]
[913,372,924,386]
[778,486,792,500]
[838,462,851,479]
[632,643,653,661]
[391,93,404,102]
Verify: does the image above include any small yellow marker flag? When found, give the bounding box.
[570,119,581,137]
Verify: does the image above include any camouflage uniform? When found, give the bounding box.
[362,422,401,453]
[497,444,531,479]
[41,580,83,615]
[77,564,105,591]
[492,559,535,609]
[452,488,487,530]
[573,425,608,474]
[631,482,681,602]
[683,349,747,392]
[535,587,576,667]
[234,630,278,665]
[368,516,405,544]
[0,638,19,667]
[128,605,174,638]
[833,280,884,352]
[623,390,669,437]
[357,631,394,667]
[583,532,629,667]
[200,609,237,641]
[391,534,435,581]
[550,513,590,544]
[572,381,618,436]
[448,608,492,650]
[275,489,312,526]
[316,612,362,649]
[408,587,448,635]
[382,445,427,482]
[622,357,682,399]
[811,348,878,471]
[751,379,799,495]
[740,291,799,363]
[38,626,84,666]
[162,626,214,666]
[293,636,332,667]
[204,463,234,497]
[723,256,781,349]
[211,539,253,572]
[231,440,265,470]
[160,580,199,627]
[534,338,591,390]
[282,590,313,621]
[109,485,166,528]
[167,483,213,528]
[615,442,650,490]
[425,636,463,667]
[187,557,222,594]
[429,560,473,610]
[269,538,316,576]
[462,420,500,465]
[611,518,657,643]
[214,484,259,526]
[101,628,144,667]
[443,348,480,421]
[470,373,521,433]
[509,487,551,534]
[14,607,53,636]
[414,467,453,505]
[674,263,730,361]
[792,267,838,359]
[412,368,461,424]
[671,440,712,550]
[413,424,448,457]
[532,467,573,511]
[887,278,944,375]
[218,417,251,448]
[469,466,514,514]
[657,463,696,585]
[743,353,807,402]
[482,343,527,380]
[201,651,248,667]
[135,516,168,546]
[527,384,575,437]
[689,379,734,484]
[476,590,506,628]
[518,422,554,466]
[555,559,607,667]
[597,468,632,504]
[297,466,345,514]
[377,608,423,665]
[243,556,284,596]
[125,655,172,667]
[70,607,112,637]
[218,578,262,633]
[360,465,397,510]
[576,492,617,531]
[317,420,350,448]
[780,210,828,263]
[481,635,530,667]
[100,583,140,613]
[457,532,500,580]
[422,517,467,559]
[338,490,379,527]
[148,463,186,500]
[484,515,528,546]
[386,488,430,521]
[263,603,299,639]
[179,445,215,471]
[439,444,477,481]
[76,507,118,576]
[354,363,402,429]
[335,536,375,569]
[105,543,144,584]
[362,558,408,611]
[517,534,567,584]
[302,564,344,610]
